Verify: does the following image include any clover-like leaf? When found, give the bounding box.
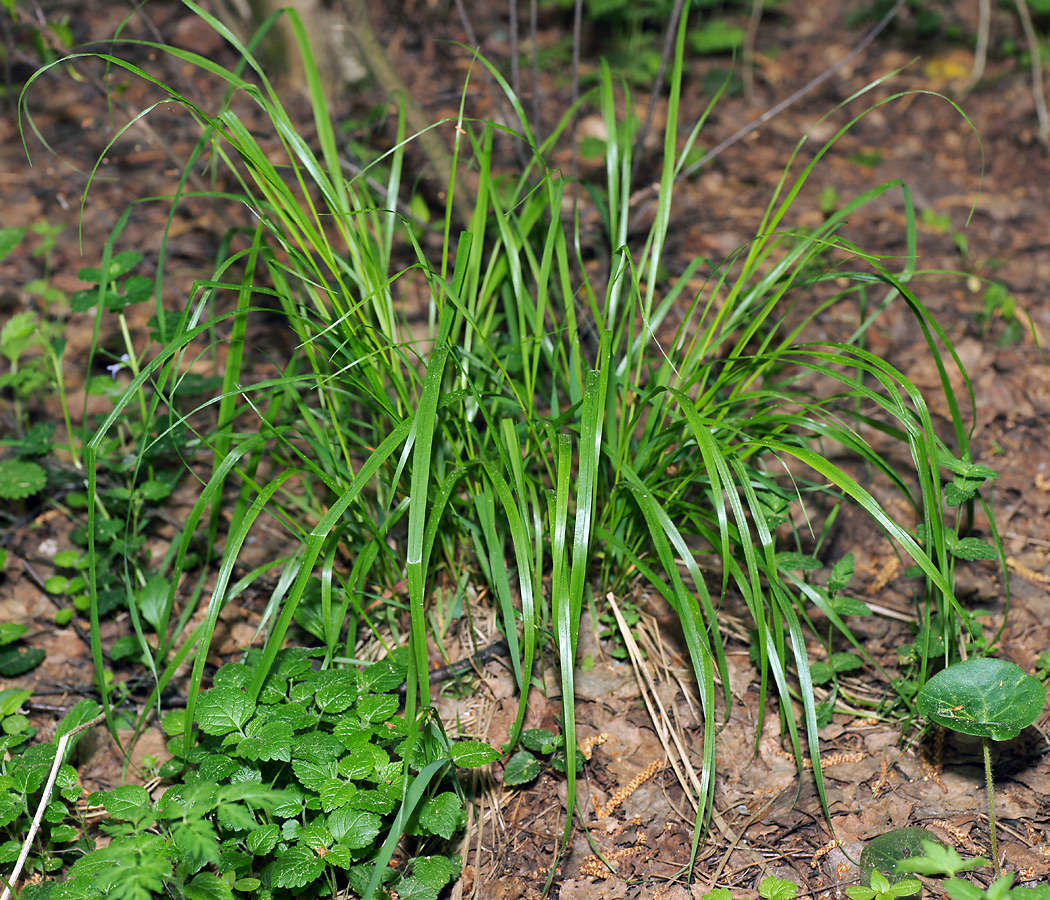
[916,657,1046,741]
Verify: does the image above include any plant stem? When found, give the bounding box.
[984,737,1001,877]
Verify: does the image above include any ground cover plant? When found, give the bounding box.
[5,0,1019,895]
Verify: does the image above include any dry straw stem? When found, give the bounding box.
[1,712,107,900]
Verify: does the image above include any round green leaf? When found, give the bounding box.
[861,828,943,888]
[503,750,541,786]
[916,657,1046,741]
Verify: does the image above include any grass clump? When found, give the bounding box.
[10,0,1003,893]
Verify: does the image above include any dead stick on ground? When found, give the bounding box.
[1,712,107,900]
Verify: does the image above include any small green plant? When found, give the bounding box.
[503,727,584,786]
[916,658,1047,876]
[849,868,922,900]
[0,700,100,889]
[0,624,46,678]
[860,827,945,891]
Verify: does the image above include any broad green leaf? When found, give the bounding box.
[320,778,357,812]
[503,750,541,786]
[247,823,280,855]
[759,876,799,900]
[102,784,151,821]
[0,227,26,262]
[861,828,946,886]
[417,792,464,840]
[237,720,293,762]
[449,740,500,768]
[327,807,381,849]
[270,845,325,889]
[185,871,233,900]
[292,757,337,792]
[195,685,255,736]
[356,694,398,723]
[396,855,460,900]
[947,537,998,561]
[916,658,1046,740]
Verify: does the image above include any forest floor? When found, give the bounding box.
[2,0,1050,898]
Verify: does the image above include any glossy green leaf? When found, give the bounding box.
[916,658,1046,740]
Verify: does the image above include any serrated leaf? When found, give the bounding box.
[397,855,460,900]
[827,595,873,617]
[102,784,151,821]
[270,845,325,889]
[49,824,79,842]
[1,310,35,363]
[173,816,220,869]
[292,757,337,792]
[503,751,541,786]
[327,807,381,849]
[360,656,407,693]
[0,646,45,677]
[195,685,255,736]
[320,778,357,812]
[828,553,854,593]
[759,876,799,900]
[247,823,280,855]
[450,740,500,768]
[0,459,46,500]
[345,788,397,814]
[356,694,398,723]
[237,720,293,762]
[198,754,239,782]
[338,744,383,780]
[185,871,233,900]
[948,536,998,561]
[775,552,822,572]
[417,792,464,840]
[315,679,357,714]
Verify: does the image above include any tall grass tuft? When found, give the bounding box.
[20,0,1000,879]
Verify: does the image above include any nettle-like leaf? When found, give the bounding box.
[327,807,381,849]
[173,816,220,870]
[100,784,152,822]
[338,743,386,780]
[320,778,358,812]
[269,844,326,889]
[195,685,255,736]
[450,740,500,768]
[237,720,293,762]
[247,823,281,856]
[314,673,358,714]
[416,792,464,840]
[946,535,998,562]
[185,871,233,900]
[292,757,337,792]
[503,751,541,786]
[345,788,397,815]
[360,655,408,694]
[357,694,399,723]
[396,855,461,900]
[0,459,46,501]
[257,700,316,731]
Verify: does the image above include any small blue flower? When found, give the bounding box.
[106,353,130,379]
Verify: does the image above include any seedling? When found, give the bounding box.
[916,658,1046,876]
